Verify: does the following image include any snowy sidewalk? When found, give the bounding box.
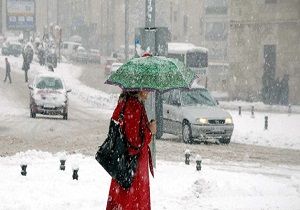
[1,151,300,210]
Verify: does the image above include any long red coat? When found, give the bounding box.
[106,96,154,210]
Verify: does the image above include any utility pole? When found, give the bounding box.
[100,1,104,54]
[124,0,129,61]
[46,0,49,27]
[145,0,156,168]
[0,0,2,34]
[56,0,59,25]
[144,0,156,53]
[106,0,110,55]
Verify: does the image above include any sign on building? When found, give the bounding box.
[6,0,36,31]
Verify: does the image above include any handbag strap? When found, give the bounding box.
[119,97,144,152]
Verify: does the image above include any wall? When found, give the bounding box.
[229,0,300,104]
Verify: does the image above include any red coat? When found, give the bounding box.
[106,96,153,210]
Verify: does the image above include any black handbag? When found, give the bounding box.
[95,100,143,189]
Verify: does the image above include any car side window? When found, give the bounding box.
[162,91,171,104]
[169,90,181,106]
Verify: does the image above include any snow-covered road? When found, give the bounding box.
[1,56,300,209]
[0,55,300,165]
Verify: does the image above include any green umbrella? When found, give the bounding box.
[105,56,196,92]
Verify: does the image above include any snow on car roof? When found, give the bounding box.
[190,79,206,89]
[7,41,22,46]
[112,62,123,66]
[168,42,208,54]
[36,72,62,79]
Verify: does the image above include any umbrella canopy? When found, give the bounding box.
[105,56,196,92]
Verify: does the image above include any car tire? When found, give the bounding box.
[63,113,68,120]
[182,121,193,144]
[30,109,36,118]
[219,138,231,144]
[156,131,163,139]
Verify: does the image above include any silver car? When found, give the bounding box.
[162,88,234,144]
[28,73,71,120]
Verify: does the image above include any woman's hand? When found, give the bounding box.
[149,120,157,135]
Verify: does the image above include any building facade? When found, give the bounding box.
[229,0,300,104]
[2,0,298,104]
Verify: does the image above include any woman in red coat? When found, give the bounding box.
[106,91,156,210]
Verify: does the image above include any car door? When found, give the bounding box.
[163,90,183,135]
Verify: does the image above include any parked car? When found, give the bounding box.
[0,35,5,48]
[89,49,101,63]
[161,87,234,144]
[28,73,71,120]
[110,62,123,74]
[46,49,58,68]
[104,57,118,75]
[1,41,23,57]
[61,41,82,58]
[71,46,89,63]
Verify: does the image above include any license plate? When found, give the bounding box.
[44,104,55,108]
[212,127,224,132]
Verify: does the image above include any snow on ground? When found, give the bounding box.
[1,55,300,151]
[230,111,300,150]
[0,150,299,210]
[0,55,118,113]
[1,56,300,209]
[219,100,300,114]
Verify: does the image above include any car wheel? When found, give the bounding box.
[182,121,193,144]
[63,113,68,120]
[219,138,231,144]
[30,109,36,118]
[155,131,163,139]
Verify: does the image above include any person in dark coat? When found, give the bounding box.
[280,74,289,105]
[22,49,30,83]
[48,64,54,72]
[106,91,156,210]
[3,57,12,84]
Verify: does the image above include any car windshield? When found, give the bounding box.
[167,53,185,63]
[36,77,63,90]
[186,52,208,68]
[181,89,216,106]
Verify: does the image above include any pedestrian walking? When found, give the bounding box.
[106,91,156,210]
[3,57,12,84]
[22,50,30,83]
[48,65,54,72]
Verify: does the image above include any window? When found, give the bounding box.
[187,52,208,68]
[264,45,276,74]
[162,91,171,104]
[199,18,204,33]
[208,46,228,60]
[170,90,181,106]
[173,11,178,22]
[205,22,228,41]
[36,77,63,90]
[181,89,216,106]
[205,0,228,15]
[265,0,277,3]
[183,15,188,35]
[168,53,185,63]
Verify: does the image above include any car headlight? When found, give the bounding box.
[33,94,41,100]
[225,117,233,124]
[197,118,208,124]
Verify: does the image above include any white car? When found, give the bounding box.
[110,62,123,74]
[89,49,101,63]
[162,88,234,144]
[28,73,71,120]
